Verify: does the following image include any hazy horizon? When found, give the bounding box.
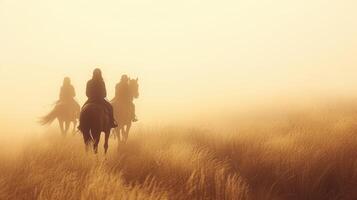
[1,0,357,131]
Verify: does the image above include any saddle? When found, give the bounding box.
[81,100,115,124]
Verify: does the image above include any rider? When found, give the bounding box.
[58,77,80,109]
[81,68,117,128]
[115,75,137,122]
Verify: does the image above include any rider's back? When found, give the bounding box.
[86,79,107,102]
[60,85,75,102]
[115,82,130,103]
[79,68,116,130]
[58,83,80,111]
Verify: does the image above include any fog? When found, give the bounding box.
[1,0,357,132]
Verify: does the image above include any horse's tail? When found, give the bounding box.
[39,107,58,125]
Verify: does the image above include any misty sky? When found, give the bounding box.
[1,0,357,129]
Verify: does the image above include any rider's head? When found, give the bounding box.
[93,68,103,81]
[63,77,71,85]
[121,74,129,82]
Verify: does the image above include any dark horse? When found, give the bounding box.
[40,102,80,135]
[111,78,139,144]
[79,103,112,154]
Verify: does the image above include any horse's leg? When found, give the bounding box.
[111,128,117,140]
[116,127,120,142]
[127,123,132,141]
[124,123,131,143]
[120,127,124,142]
[64,121,70,136]
[104,131,110,154]
[118,127,124,142]
[92,130,100,154]
[58,119,65,136]
[116,127,121,150]
[82,129,92,152]
[72,120,77,135]
[123,126,127,143]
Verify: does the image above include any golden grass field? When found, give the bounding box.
[0,105,357,200]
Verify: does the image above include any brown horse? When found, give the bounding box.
[40,101,80,136]
[79,103,112,154]
[111,78,139,144]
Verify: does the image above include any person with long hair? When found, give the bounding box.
[114,74,138,122]
[58,77,80,110]
[79,68,117,129]
[59,77,75,102]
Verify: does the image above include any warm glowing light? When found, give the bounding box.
[1,0,357,131]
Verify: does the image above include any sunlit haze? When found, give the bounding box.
[1,0,357,131]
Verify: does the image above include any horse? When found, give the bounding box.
[79,103,112,154]
[111,78,139,144]
[40,101,80,136]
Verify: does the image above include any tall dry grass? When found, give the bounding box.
[0,106,357,200]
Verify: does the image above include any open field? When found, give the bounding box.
[0,106,357,200]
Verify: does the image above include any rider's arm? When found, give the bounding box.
[115,84,119,98]
[86,81,90,98]
[59,87,64,100]
[102,82,107,98]
[71,86,76,98]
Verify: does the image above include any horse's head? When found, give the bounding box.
[129,78,139,99]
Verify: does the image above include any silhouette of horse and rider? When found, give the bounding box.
[41,68,139,154]
[111,74,139,144]
[40,77,80,135]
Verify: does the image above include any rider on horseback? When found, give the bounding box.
[58,77,80,110]
[78,68,117,130]
[115,75,138,122]
[60,77,75,101]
